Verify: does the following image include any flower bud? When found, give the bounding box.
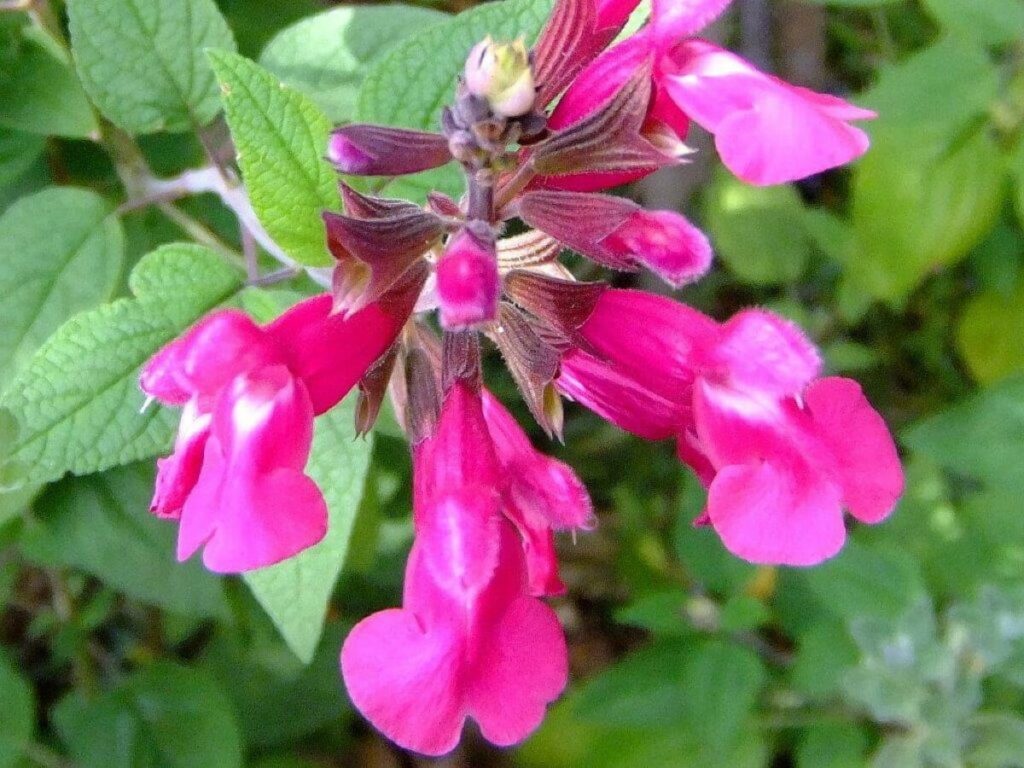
[436,230,500,330]
[464,36,536,118]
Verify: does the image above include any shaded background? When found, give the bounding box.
[2,0,1024,766]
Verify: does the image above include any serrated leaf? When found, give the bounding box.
[0,187,124,389]
[0,19,98,138]
[1,243,243,485]
[53,661,242,768]
[244,394,373,663]
[355,0,554,201]
[0,653,34,768]
[20,463,227,618]
[209,50,339,267]
[68,0,236,134]
[259,4,447,122]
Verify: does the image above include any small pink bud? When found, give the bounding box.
[436,230,500,330]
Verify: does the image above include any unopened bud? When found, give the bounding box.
[464,36,536,118]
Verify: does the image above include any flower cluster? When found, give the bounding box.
[141,0,902,756]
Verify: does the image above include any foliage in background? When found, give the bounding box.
[1,0,1023,766]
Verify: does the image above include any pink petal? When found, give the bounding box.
[150,399,211,518]
[466,525,568,745]
[414,382,502,498]
[651,0,733,40]
[469,595,568,744]
[663,41,874,185]
[548,34,653,130]
[341,605,466,757]
[558,349,686,440]
[805,377,903,524]
[596,0,644,30]
[268,294,407,416]
[712,309,821,397]
[706,460,846,566]
[580,289,717,399]
[602,209,713,287]
[176,366,326,573]
[481,392,594,531]
[141,310,278,404]
[418,488,503,598]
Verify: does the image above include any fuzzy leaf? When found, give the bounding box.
[259,4,447,122]
[1,244,243,485]
[209,50,340,267]
[67,0,236,133]
[0,187,124,389]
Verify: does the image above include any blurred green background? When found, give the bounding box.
[2,0,1024,766]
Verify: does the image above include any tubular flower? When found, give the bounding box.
[545,0,875,188]
[554,292,903,566]
[141,0,900,754]
[140,293,416,572]
[341,372,577,756]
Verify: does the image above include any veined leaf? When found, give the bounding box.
[0,187,124,390]
[1,244,243,484]
[209,50,340,267]
[68,0,236,133]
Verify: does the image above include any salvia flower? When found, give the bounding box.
[141,0,900,755]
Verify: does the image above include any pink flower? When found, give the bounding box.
[141,295,409,572]
[556,291,902,565]
[341,382,570,755]
[546,0,874,188]
[688,310,903,565]
[436,229,500,330]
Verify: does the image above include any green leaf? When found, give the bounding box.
[968,712,1024,767]
[573,640,691,728]
[678,639,766,751]
[859,37,999,148]
[0,653,34,768]
[209,50,340,267]
[903,375,1024,495]
[1010,139,1024,231]
[259,4,448,123]
[1,244,243,485]
[848,127,1004,303]
[244,394,373,663]
[0,187,124,389]
[956,277,1024,384]
[20,463,227,618]
[68,0,236,134]
[797,723,869,768]
[801,0,900,5]
[704,171,810,285]
[0,128,45,187]
[200,620,350,748]
[0,19,98,138]
[54,661,242,768]
[921,0,1024,47]
[801,540,927,622]
[355,0,554,201]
